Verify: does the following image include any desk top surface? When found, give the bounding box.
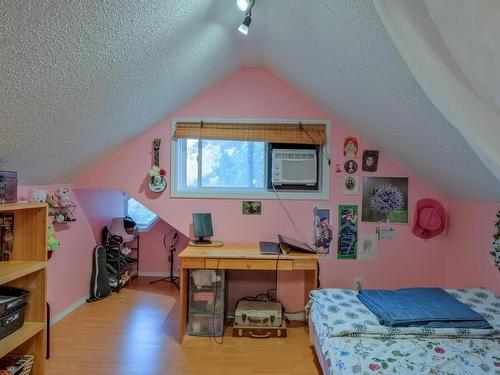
[179,243,318,260]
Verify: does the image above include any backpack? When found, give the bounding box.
[87,245,112,302]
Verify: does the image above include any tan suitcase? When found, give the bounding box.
[232,321,287,338]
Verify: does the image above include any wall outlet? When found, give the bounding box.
[353,277,362,291]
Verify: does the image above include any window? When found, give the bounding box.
[171,119,331,199]
[125,197,159,231]
[179,139,265,190]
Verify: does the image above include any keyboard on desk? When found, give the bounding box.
[259,241,282,255]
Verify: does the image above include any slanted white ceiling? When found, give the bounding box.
[1,0,499,200]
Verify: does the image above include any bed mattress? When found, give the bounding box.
[309,288,500,375]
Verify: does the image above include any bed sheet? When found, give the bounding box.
[311,302,500,374]
[309,288,500,339]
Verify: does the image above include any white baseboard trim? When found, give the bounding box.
[50,295,88,326]
[138,271,179,277]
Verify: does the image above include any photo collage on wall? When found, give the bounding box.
[333,136,403,261]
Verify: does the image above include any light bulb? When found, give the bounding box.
[237,0,251,12]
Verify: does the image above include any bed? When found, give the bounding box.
[308,288,500,374]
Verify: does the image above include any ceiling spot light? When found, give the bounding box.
[238,15,252,35]
[237,0,254,12]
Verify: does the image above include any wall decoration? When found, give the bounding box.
[148,138,167,193]
[491,211,500,270]
[344,160,358,174]
[342,176,359,195]
[362,150,379,172]
[242,201,262,215]
[357,233,378,260]
[313,206,333,259]
[362,177,408,224]
[337,205,358,259]
[335,164,342,174]
[376,226,395,240]
[343,136,359,159]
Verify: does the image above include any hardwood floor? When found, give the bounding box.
[46,277,321,374]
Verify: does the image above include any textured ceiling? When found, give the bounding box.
[1,0,498,200]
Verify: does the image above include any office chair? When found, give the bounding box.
[149,229,179,288]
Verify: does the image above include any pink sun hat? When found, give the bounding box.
[412,199,446,239]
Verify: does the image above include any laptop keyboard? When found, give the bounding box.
[259,241,281,255]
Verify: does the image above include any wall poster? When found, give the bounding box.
[337,205,358,259]
[313,206,333,259]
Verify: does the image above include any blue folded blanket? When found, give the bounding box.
[358,288,492,329]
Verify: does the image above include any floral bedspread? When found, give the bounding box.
[325,336,500,375]
[309,288,500,340]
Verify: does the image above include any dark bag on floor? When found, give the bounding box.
[87,245,111,302]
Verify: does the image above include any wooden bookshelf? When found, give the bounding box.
[0,203,47,374]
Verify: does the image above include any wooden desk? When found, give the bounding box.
[178,243,318,343]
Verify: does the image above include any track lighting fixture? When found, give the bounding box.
[238,15,252,35]
[237,0,255,35]
[237,0,254,13]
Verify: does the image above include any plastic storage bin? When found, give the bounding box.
[187,313,225,336]
[189,289,225,314]
[0,286,30,315]
[189,269,225,291]
[0,302,27,340]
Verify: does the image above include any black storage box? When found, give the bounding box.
[0,286,30,315]
[0,171,18,204]
[0,302,27,340]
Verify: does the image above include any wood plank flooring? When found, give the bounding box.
[46,277,321,374]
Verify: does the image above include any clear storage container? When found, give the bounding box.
[187,313,225,336]
[189,289,225,314]
[189,269,225,291]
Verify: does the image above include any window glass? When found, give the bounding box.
[126,197,158,229]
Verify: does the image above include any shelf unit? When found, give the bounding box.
[0,202,47,374]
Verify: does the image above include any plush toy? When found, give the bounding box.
[53,187,72,207]
[47,224,60,252]
[29,188,47,204]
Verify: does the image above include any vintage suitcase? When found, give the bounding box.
[0,171,17,204]
[234,300,282,327]
[232,321,287,338]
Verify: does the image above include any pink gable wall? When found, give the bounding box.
[445,201,500,293]
[74,67,453,312]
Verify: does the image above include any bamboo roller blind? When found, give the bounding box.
[173,121,327,145]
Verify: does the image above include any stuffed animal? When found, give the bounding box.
[29,188,47,204]
[47,224,60,252]
[54,187,72,207]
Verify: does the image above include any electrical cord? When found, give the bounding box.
[298,122,331,166]
[211,258,223,345]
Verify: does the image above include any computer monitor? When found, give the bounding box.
[192,213,213,244]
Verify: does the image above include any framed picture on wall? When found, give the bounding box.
[361,177,408,224]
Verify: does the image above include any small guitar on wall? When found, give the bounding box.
[148,138,167,193]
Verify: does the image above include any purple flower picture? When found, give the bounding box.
[362,177,408,223]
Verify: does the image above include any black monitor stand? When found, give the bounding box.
[193,236,212,244]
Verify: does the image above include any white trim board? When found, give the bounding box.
[50,295,88,326]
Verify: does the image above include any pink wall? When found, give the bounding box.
[18,186,124,318]
[74,67,454,311]
[73,189,125,244]
[138,219,190,276]
[445,201,500,293]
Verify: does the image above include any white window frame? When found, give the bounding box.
[170,118,330,200]
[124,196,159,232]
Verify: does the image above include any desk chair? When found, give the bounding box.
[150,229,179,288]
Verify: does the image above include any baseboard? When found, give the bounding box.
[50,295,88,326]
[138,271,179,277]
